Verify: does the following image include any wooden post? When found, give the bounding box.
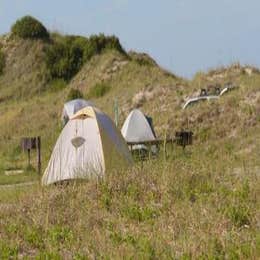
[36,136,41,176]
[148,143,151,160]
[163,132,167,161]
[27,149,31,167]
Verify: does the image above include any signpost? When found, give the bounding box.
[21,136,41,175]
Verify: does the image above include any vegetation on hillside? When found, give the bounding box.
[67,88,83,101]
[129,51,158,67]
[45,34,127,81]
[11,16,49,40]
[0,49,5,75]
[0,16,259,258]
[0,17,128,100]
[0,145,259,258]
[87,82,111,98]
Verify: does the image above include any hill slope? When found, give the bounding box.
[0,35,49,100]
[0,20,259,258]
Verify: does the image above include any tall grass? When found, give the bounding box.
[0,144,259,258]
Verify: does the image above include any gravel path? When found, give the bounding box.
[0,181,38,189]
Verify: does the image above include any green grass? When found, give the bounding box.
[0,171,39,185]
[87,82,111,98]
[0,144,259,258]
[0,30,259,258]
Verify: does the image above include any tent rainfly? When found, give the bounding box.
[61,99,94,125]
[121,109,157,152]
[42,106,133,185]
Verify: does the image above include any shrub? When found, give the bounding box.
[11,16,49,40]
[87,83,111,98]
[45,34,126,81]
[67,88,83,101]
[88,34,126,55]
[0,50,5,75]
[45,37,83,81]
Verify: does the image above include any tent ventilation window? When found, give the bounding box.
[71,136,86,148]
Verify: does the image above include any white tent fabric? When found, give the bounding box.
[61,99,94,124]
[121,109,157,151]
[42,106,132,185]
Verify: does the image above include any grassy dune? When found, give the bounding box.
[0,145,259,258]
[0,29,259,258]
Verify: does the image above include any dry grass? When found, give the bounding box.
[0,144,259,258]
[0,34,259,258]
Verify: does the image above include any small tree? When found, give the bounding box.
[45,37,84,81]
[11,16,49,40]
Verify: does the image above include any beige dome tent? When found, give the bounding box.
[61,99,95,125]
[42,106,133,185]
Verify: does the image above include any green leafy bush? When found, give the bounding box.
[87,83,111,98]
[67,88,83,101]
[11,16,49,40]
[88,34,126,55]
[45,34,126,81]
[45,37,83,81]
[0,50,5,75]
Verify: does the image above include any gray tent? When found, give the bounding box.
[61,99,94,125]
[121,109,157,155]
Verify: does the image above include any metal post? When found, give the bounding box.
[114,99,119,127]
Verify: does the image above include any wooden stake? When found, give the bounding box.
[27,149,31,167]
[36,136,41,176]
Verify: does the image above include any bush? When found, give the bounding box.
[45,34,126,81]
[87,83,111,98]
[11,16,49,40]
[0,50,5,75]
[67,88,83,101]
[45,37,83,81]
[88,34,126,55]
